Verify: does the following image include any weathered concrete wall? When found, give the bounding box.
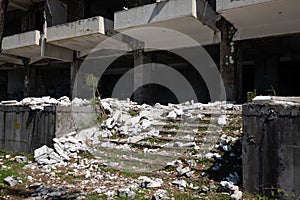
[0,105,56,153]
[0,105,96,153]
[243,99,300,198]
[55,105,96,137]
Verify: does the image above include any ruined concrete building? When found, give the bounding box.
[0,0,299,104]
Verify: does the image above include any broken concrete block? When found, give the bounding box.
[176,166,191,176]
[54,143,70,161]
[231,190,243,200]
[34,145,54,160]
[128,136,144,143]
[141,119,151,130]
[253,96,272,104]
[106,118,116,129]
[167,111,177,119]
[15,156,28,163]
[218,115,227,126]
[4,176,22,186]
[49,152,63,162]
[139,176,163,188]
[220,181,239,191]
[1,100,19,105]
[172,179,187,188]
[152,189,168,200]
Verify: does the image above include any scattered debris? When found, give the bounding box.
[0,97,245,199]
[4,176,22,187]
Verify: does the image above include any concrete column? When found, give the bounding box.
[133,51,152,104]
[219,19,237,102]
[23,59,31,98]
[70,60,81,98]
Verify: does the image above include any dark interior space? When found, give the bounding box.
[132,84,179,105]
[279,60,300,96]
[37,64,70,99]
[4,3,44,36]
[99,50,211,105]
[0,70,7,101]
[242,64,255,101]
[239,34,300,100]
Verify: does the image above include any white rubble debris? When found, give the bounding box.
[139,176,163,188]
[4,97,243,198]
[4,176,22,186]
[218,115,227,126]
[220,181,239,192]
[231,190,243,200]
[172,179,188,188]
[205,152,221,159]
[253,96,272,103]
[34,135,88,166]
[14,156,28,163]
[152,189,168,200]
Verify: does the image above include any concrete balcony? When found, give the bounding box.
[2,30,41,59]
[47,16,126,57]
[217,0,300,40]
[1,30,74,63]
[0,16,125,65]
[114,0,220,49]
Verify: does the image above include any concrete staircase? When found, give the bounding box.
[93,101,242,172]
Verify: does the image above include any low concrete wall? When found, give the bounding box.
[243,100,300,198]
[55,105,96,137]
[0,105,56,153]
[0,105,96,153]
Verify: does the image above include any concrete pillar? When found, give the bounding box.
[219,19,237,102]
[133,51,152,104]
[70,59,81,98]
[23,59,31,98]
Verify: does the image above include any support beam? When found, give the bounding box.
[133,51,152,104]
[133,50,144,103]
[70,59,81,98]
[42,43,73,62]
[23,59,31,98]
[9,0,30,11]
[196,0,221,32]
[219,18,237,102]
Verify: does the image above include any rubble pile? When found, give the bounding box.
[0,98,244,199]
[0,96,90,110]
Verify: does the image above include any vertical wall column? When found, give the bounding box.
[133,50,152,104]
[70,59,81,98]
[23,59,32,98]
[219,19,238,102]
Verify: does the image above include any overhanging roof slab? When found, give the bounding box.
[114,0,220,47]
[217,0,300,40]
[2,30,41,58]
[47,16,116,53]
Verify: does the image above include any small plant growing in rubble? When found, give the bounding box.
[84,74,107,123]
